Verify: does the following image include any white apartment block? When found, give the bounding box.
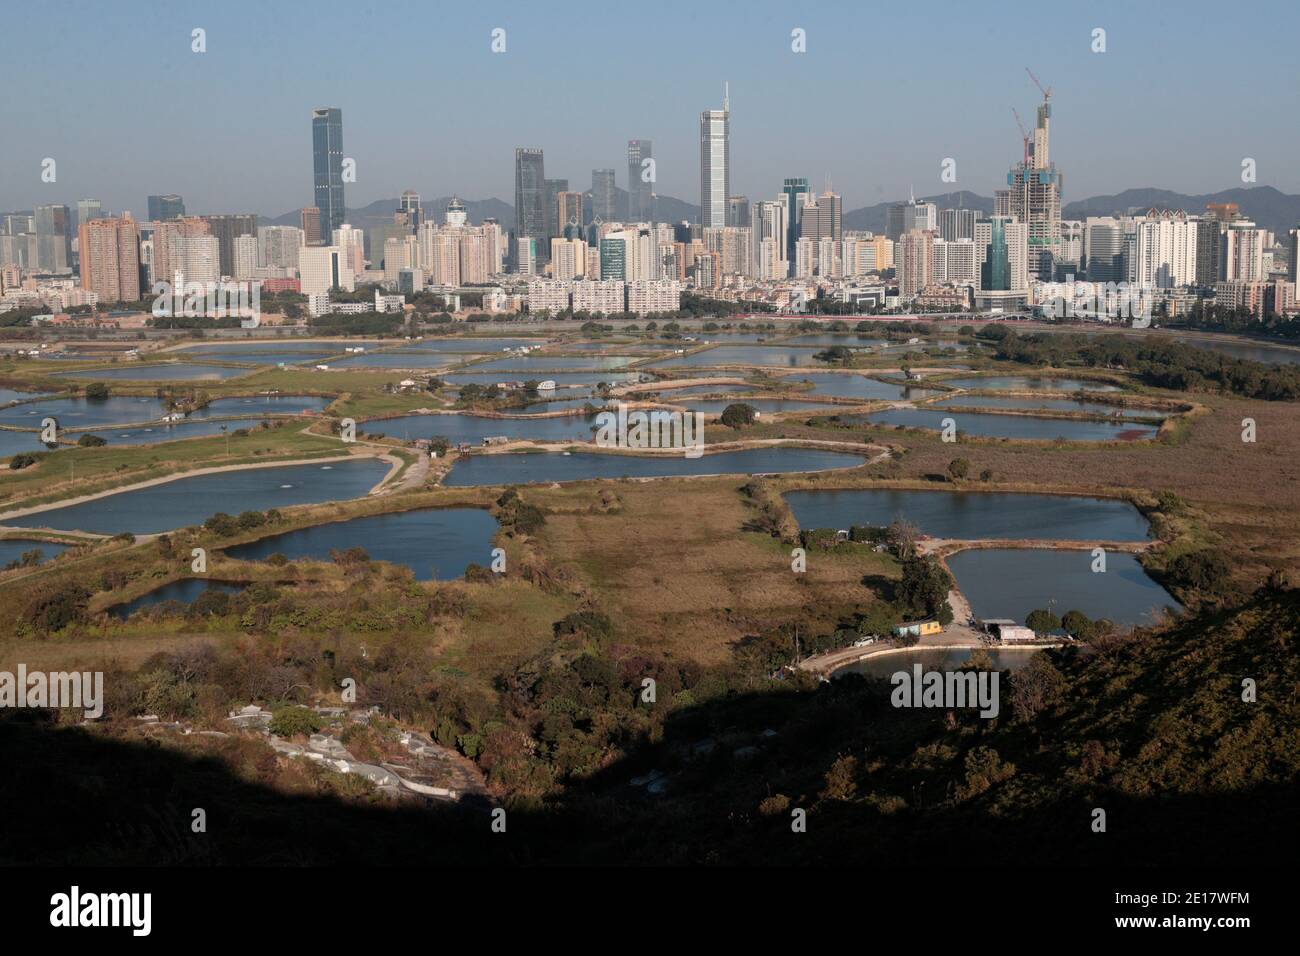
[571,279,625,314]
[550,238,587,281]
[932,237,977,284]
[626,279,682,314]
[1134,214,1198,288]
[528,279,571,313]
[233,234,259,282]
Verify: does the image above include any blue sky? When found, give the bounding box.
[3,0,1298,217]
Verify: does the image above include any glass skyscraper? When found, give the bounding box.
[591,169,616,223]
[147,194,185,222]
[514,148,546,263]
[312,108,346,240]
[627,139,652,222]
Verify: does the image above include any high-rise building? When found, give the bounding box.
[591,169,616,223]
[556,191,584,238]
[975,216,1029,291]
[147,194,185,222]
[544,179,568,238]
[203,214,258,278]
[78,214,140,303]
[311,107,346,240]
[751,200,788,277]
[1223,221,1266,281]
[550,238,587,281]
[1007,91,1063,279]
[233,235,259,281]
[258,225,305,270]
[169,235,220,286]
[398,190,423,233]
[699,86,730,229]
[627,139,653,222]
[781,177,809,274]
[1133,210,1198,288]
[76,199,104,228]
[299,246,355,295]
[514,147,547,260]
[939,207,977,242]
[151,217,211,287]
[1084,217,1127,282]
[896,230,935,298]
[727,196,750,229]
[34,204,71,271]
[300,207,322,246]
[801,191,842,244]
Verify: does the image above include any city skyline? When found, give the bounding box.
[4,0,1299,218]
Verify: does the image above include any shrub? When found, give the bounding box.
[268,706,321,738]
[77,433,107,447]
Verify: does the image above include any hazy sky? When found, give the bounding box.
[4,0,1298,217]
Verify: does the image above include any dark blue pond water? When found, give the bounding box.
[0,538,71,567]
[0,396,165,427]
[4,457,391,534]
[947,548,1180,627]
[110,579,246,619]
[225,507,499,580]
[784,488,1150,541]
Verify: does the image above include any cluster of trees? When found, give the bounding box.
[980,327,1300,401]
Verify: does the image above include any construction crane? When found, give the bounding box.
[1026,67,1052,104]
[1012,107,1031,166]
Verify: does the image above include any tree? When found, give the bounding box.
[77,433,107,447]
[83,382,110,401]
[1060,609,1096,639]
[897,554,953,620]
[719,403,757,429]
[946,457,971,481]
[1025,608,1061,634]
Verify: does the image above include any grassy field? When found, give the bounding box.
[0,423,348,511]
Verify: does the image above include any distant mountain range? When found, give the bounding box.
[263,185,1300,237]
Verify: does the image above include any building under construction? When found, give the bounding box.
[1008,69,1063,280]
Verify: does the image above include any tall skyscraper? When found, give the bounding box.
[311,107,346,240]
[544,179,568,238]
[514,147,547,261]
[79,214,140,303]
[556,191,584,238]
[781,178,809,276]
[939,207,977,242]
[699,85,730,228]
[147,194,185,222]
[34,204,71,271]
[627,139,653,222]
[591,169,616,222]
[801,191,841,243]
[1007,89,1062,279]
[398,190,423,233]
